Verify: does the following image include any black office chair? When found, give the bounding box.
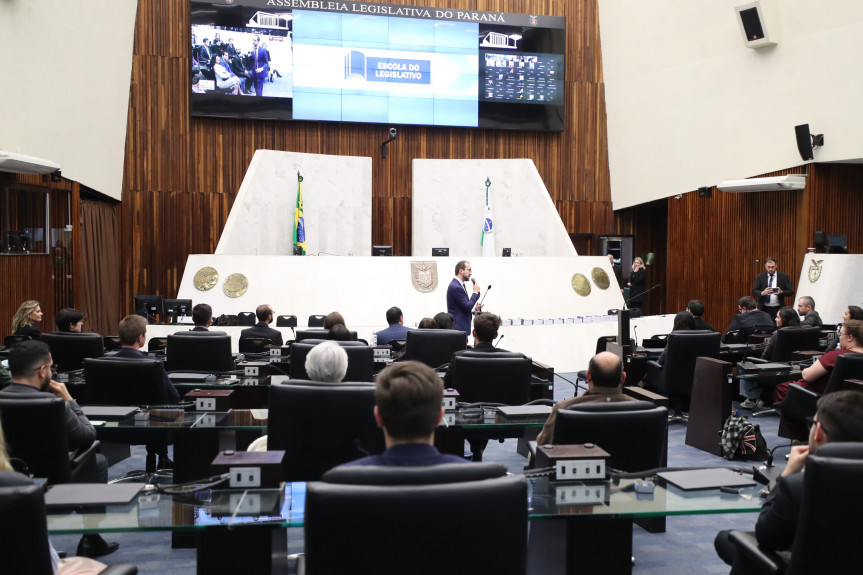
[646,331,721,421]
[321,462,508,485]
[777,353,863,440]
[0,395,100,485]
[451,354,532,405]
[307,315,326,327]
[295,328,329,342]
[103,335,123,352]
[643,334,669,349]
[289,340,374,382]
[237,312,256,326]
[267,381,384,481]
[554,401,668,473]
[84,357,171,406]
[147,337,168,354]
[165,331,233,372]
[0,471,138,575]
[238,337,272,353]
[304,474,526,575]
[403,329,467,369]
[764,326,822,362]
[3,334,31,347]
[40,332,104,372]
[576,335,619,388]
[727,443,863,575]
[276,315,298,328]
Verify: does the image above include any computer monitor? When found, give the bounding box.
[40,332,105,372]
[134,295,164,318]
[164,299,193,319]
[372,245,393,257]
[432,247,449,257]
[827,235,848,254]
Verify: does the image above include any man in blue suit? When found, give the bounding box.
[374,306,413,345]
[446,260,480,334]
[250,34,269,97]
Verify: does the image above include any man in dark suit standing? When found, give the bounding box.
[753,258,794,321]
[339,361,467,467]
[250,34,269,97]
[239,304,284,346]
[446,260,480,334]
[191,303,212,331]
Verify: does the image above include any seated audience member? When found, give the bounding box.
[323,311,346,330]
[11,300,43,338]
[55,308,85,333]
[826,305,863,351]
[443,312,508,387]
[723,296,774,342]
[374,306,414,345]
[686,299,714,331]
[339,361,467,467]
[773,319,863,402]
[327,323,354,342]
[655,311,698,366]
[3,341,119,558]
[433,312,454,330]
[239,304,284,346]
[191,303,212,331]
[115,315,180,469]
[305,341,348,383]
[796,296,823,327]
[714,391,863,567]
[417,317,438,329]
[738,307,803,409]
[0,419,114,572]
[536,351,633,445]
[212,50,241,95]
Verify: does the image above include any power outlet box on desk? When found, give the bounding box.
[535,444,611,482]
[229,466,261,488]
[442,389,459,410]
[211,450,285,489]
[185,389,234,411]
[239,361,270,377]
[554,483,609,506]
[269,346,291,358]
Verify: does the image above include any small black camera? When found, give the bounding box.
[389,127,397,138]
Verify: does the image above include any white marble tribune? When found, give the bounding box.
[411,159,577,257]
[215,150,372,256]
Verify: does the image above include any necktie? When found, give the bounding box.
[768,274,774,288]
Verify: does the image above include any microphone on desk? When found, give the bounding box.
[623,284,662,307]
[494,334,504,348]
[477,284,492,311]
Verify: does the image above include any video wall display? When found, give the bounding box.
[190,1,566,131]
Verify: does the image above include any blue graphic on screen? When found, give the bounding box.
[293,11,478,126]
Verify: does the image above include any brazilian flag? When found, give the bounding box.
[293,173,305,255]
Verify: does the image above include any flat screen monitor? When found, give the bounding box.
[372,245,393,257]
[164,299,193,318]
[827,235,848,254]
[432,247,449,257]
[134,295,164,318]
[189,1,566,132]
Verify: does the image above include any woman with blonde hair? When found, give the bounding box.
[626,257,647,308]
[11,300,43,337]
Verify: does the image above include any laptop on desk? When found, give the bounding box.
[82,406,139,420]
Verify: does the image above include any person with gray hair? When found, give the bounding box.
[797,296,823,327]
[305,341,348,382]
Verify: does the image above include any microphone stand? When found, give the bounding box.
[474,284,492,315]
[622,284,662,308]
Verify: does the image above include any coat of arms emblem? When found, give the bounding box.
[807,259,824,283]
[410,261,438,293]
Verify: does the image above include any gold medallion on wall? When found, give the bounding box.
[223,273,249,298]
[193,267,219,291]
[591,267,610,290]
[571,273,591,296]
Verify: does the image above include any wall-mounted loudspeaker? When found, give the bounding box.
[795,124,815,161]
[814,230,826,246]
[735,1,778,48]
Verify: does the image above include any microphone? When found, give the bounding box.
[494,334,504,348]
[471,278,476,285]
[623,284,662,307]
[477,284,492,310]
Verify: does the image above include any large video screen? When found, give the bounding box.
[190,1,566,131]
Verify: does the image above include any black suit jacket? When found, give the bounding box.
[755,472,803,551]
[726,310,774,338]
[0,384,96,450]
[693,317,714,332]
[239,322,284,346]
[753,271,794,310]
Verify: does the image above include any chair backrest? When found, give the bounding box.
[165,331,233,372]
[823,352,863,395]
[596,335,618,354]
[308,314,326,327]
[788,443,863,575]
[289,341,374,382]
[3,334,31,347]
[655,331,721,395]
[771,327,823,362]
[451,355,532,405]
[147,336,168,354]
[321,462,507,485]
[267,381,385,480]
[296,328,329,342]
[276,315,297,327]
[84,357,170,405]
[0,472,55,575]
[643,334,669,349]
[39,332,104,372]
[554,401,667,473]
[237,312,256,326]
[103,335,123,351]
[404,329,467,368]
[304,475,527,575]
[0,395,72,484]
[722,330,746,344]
[238,337,272,353]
